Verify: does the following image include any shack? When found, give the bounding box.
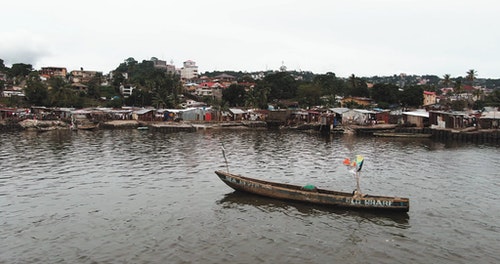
[429,111,470,129]
[479,111,500,129]
[229,108,247,120]
[342,109,376,125]
[402,110,429,128]
[133,109,155,121]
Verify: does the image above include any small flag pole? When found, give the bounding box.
[221,142,229,172]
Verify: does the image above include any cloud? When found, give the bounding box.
[0,31,51,66]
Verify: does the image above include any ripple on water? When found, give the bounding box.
[0,130,499,263]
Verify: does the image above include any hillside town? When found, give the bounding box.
[0,58,499,143]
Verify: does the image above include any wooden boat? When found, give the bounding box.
[373,132,431,138]
[78,123,99,130]
[215,170,409,212]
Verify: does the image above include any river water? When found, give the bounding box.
[0,129,498,263]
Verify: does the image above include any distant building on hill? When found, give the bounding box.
[340,97,373,108]
[151,58,176,74]
[180,60,199,81]
[423,91,436,106]
[120,84,135,98]
[70,69,102,83]
[40,67,67,78]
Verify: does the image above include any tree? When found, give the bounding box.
[246,85,270,109]
[297,83,322,107]
[125,57,138,68]
[24,72,48,106]
[400,85,424,108]
[258,72,298,101]
[222,84,246,107]
[450,100,467,111]
[466,69,477,86]
[148,71,181,109]
[9,63,33,79]
[442,74,452,88]
[347,74,369,97]
[47,76,82,107]
[472,88,484,101]
[86,73,103,99]
[313,72,346,98]
[465,69,477,104]
[454,79,464,99]
[125,88,152,107]
[484,89,500,107]
[111,58,182,108]
[371,83,400,106]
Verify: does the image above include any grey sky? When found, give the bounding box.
[1,0,499,78]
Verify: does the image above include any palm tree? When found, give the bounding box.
[349,74,357,90]
[465,69,477,102]
[454,79,463,99]
[472,88,484,101]
[466,69,477,86]
[442,74,452,88]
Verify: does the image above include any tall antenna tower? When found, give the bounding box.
[279,61,287,72]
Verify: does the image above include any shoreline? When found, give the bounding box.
[1,119,499,144]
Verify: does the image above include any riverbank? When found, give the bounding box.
[1,118,499,144]
[0,119,268,132]
[351,124,499,144]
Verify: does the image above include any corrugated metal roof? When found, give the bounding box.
[480,111,500,119]
[354,109,376,114]
[330,108,350,114]
[135,109,153,115]
[403,111,429,118]
[229,108,246,115]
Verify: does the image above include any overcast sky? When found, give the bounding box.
[1,0,499,78]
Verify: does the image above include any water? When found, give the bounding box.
[0,129,498,263]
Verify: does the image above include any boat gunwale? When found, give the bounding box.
[215,170,409,202]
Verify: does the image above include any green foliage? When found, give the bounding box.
[85,73,103,99]
[473,100,486,110]
[24,72,48,106]
[313,72,346,97]
[466,69,477,86]
[8,63,33,78]
[222,84,246,107]
[321,95,339,107]
[106,97,123,108]
[98,86,119,100]
[297,83,321,107]
[112,58,182,108]
[400,85,424,108]
[125,89,152,107]
[450,100,467,111]
[441,74,452,88]
[346,74,369,97]
[371,83,400,106]
[258,72,298,101]
[239,74,255,83]
[484,89,500,107]
[246,85,270,109]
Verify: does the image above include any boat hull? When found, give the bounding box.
[215,170,409,212]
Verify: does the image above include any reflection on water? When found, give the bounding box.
[218,191,410,227]
[0,129,499,264]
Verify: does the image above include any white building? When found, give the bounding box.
[180,60,199,81]
[119,85,135,98]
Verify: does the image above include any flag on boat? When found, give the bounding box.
[355,155,364,171]
[342,155,364,171]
